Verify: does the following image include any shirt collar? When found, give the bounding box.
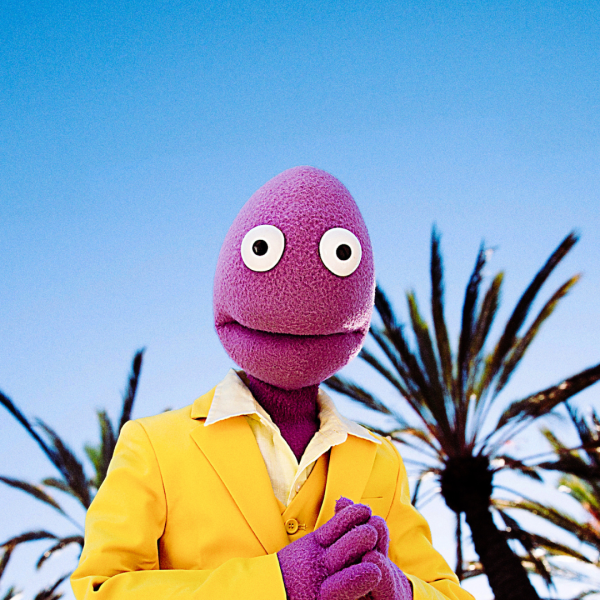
[205,369,380,446]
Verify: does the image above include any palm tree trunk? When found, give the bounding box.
[455,512,463,581]
[464,503,539,600]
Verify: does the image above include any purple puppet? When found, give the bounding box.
[214,166,375,458]
[71,166,472,600]
[214,166,412,600]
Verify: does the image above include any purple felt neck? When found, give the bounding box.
[246,375,320,462]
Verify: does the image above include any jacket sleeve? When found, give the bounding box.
[384,441,474,600]
[70,420,286,600]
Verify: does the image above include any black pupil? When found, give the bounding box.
[336,244,352,261]
[252,239,268,256]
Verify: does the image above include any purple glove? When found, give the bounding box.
[277,501,382,600]
[359,510,412,600]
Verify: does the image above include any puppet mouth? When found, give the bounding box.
[215,318,368,388]
[216,319,366,341]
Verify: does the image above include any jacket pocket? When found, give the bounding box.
[360,496,386,516]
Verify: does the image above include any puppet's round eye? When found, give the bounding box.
[241,225,285,272]
[319,228,362,277]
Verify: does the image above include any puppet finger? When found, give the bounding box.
[335,497,354,513]
[324,524,378,574]
[315,503,372,547]
[362,551,413,600]
[320,562,381,600]
[367,515,390,555]
[362,551,393,597]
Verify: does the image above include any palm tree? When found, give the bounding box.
[325,229,600,600]
[494,403,600,594]
[0,350,144,598]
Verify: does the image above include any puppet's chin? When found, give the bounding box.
[216,322,366,390]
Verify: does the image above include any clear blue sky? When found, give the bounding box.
[1,1,599,598]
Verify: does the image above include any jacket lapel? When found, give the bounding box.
[190,391,289,554]
[315,435,378,529]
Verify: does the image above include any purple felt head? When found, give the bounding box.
[213,166,375,389]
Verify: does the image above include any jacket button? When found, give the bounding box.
[285,518,299,534]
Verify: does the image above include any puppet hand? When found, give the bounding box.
[360,551,412,600]
[277,501,381,600]
[361,514,412,600]
[337,500,412,600]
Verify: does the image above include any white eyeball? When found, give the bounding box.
[319,228,362,277]
[241,225,286,272]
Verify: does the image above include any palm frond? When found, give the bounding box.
[565,404,600,470]
[357,348,411,409]
[374,285,397,331]
[40,478,75,496]
[469,272,503,372]
[0,390,93,509]
[495,362,600,432]
[1,531,57,548]
[536,454,600,482]
[323,375,396,420]
[457,242,486,401]
[406,291,443,404]
[118,349,144,433]
[35,421,91,509]
[495,274,580,395]
[525,536,594,564]
[495,498,600,548]
[396,426,440,450]
[430,227,454,400]
[1,586,21,600]
[0,477,66,516]
[494,456,543,481]
[396,455,440,472]
[374,289,435,406]
[0,350,145,595]
[461,561,484,580]
[84,410,116,491]
[385,304,457,446]
[411,475,424,506]
[466,273,503,424]
[481,232,579,392]
[36,536,84,570]
[0,392,55,466]
[415,486,442,510]
[0,545,15,579]
[0,531,59,577]
[33,573,70,600]
[540,426,566,453]
[367,327,427,418]
[558,476,600,522]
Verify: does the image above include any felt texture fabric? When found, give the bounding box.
[277,502,381,600]
[362,551,413,600]
[335,498,413,600]
[214,166,375,389]
[246,374,320,461]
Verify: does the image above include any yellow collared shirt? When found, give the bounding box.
[205,369,380,506]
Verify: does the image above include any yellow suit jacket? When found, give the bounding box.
[71,386,473,600]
